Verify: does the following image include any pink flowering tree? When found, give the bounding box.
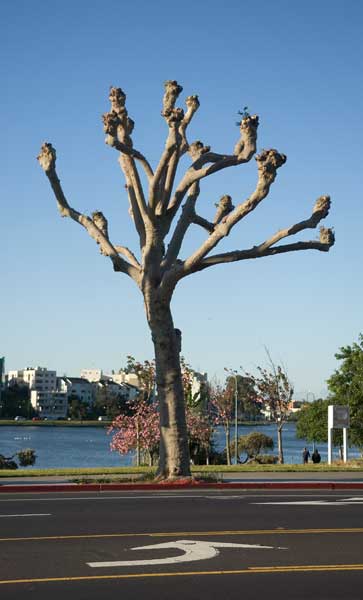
[110,401,214,466]
[186,408,214,464]
[109,399,160,466]
[111,355,215,466]
[209,383,235,465]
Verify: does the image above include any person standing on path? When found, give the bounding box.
[312,449,321,464]
[302,447,310,464]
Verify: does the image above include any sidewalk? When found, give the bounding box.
[1,470,363,492]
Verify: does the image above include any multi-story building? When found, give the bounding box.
[80,369,105,382]
[57,377,94,405]
[111,371,140,388]
[8,367,57,392]
[30,390,68,420]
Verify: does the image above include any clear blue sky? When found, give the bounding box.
[1,0,362,398]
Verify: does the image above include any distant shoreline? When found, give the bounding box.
[0,420,108,427]
[0,419,274,428]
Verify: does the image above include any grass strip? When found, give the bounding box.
[1,462,363,478]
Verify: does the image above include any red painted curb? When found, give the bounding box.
[1,481,363,493]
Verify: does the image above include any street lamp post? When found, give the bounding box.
[306,391,316,403]
[224,367,238,465]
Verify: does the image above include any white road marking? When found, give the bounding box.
[0,513,51,518]
[87,539,284,567]
[208,495,245,499]
[253,497,363,506]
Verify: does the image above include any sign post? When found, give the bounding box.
[327,405,350,464]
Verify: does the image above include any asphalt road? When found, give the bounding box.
[1,489,363,599]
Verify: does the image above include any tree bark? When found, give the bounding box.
[144,291,191,479]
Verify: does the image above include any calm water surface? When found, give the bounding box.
[0,424,360,468]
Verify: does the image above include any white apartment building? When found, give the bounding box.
[30,390,68,419]
[81,368,139,389]
[8,367,57,391]
[58,377,94,405]
[111,371,140,388]
[191,371,208,399]
[93,379,139,402]
[7,370,25,386]
[80,369,105,382]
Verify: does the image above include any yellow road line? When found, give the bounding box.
[2,564,363,585]
[1,528,363,543]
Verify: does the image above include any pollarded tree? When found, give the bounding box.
[37,81,334,479]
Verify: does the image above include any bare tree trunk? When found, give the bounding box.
[277,423,284,464]
[145,291,191,479]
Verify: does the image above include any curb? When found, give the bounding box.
[2,481,363,493]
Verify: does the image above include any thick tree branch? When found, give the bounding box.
[114,245,141,268]
[178,149,286,277]
[166,114,259,222]
[175,201,334,278]
[213,195,234,225]
[119,156,146,248]
[163,182,200,269]
[179,95,200,154]
[104,133,153,181]
[103,88,150,231]
[192,213,214,233]
[150,81,185,213]
[162,79,183,117]
[186,236,335,275]
[37,143,140,281]
[256,195,332,252]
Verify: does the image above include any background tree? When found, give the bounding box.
[209,383,235,465]
[297,335,363,456]
[247,356,293,463]
[1,384,32,419]
[186,409,214,464]
[93,386,126,420]
[296,398,343,457]
[68,396,88,420]
[123,356,156,403]
[236,431,274,462]
[38,81,334,479]
[326,334,363,452]
[225,374,260,421]
[296,398,329,445]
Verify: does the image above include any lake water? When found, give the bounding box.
[0,424,361,468]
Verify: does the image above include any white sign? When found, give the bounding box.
[328,405,350,464]
[87,539,283,568]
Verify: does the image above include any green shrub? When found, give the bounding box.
[255,454,278,464]
[17,449,36,467]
